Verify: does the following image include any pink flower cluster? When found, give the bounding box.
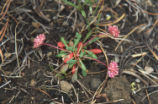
[33,34,46,48]
[108,25,120,38]
[107,61,119,78]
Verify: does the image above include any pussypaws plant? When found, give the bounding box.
[33,30,119,81]
[56,32,103,81]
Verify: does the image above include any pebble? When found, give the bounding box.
[49,102,55,104]
[144,66,154,74]
[60,80,72,93]
[135,79,141,83]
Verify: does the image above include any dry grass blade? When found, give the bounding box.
[153,18,158,27]
[148,49,158,60]
[85,0,104,29]
[98,40,109,65]
[0,49,4,63]
[145,89,152,104]
[0,20,8,41]
[122,70,148,85]
[76,80,92,98]
[0,0,11,21]
[115,24,146,51]
[0,80,11,89]
[142,89,158,103]
[143,10,158,16]
[98,13,126,26]
[138,69,158,85]
[37,88,51,98]
[146,43,158,60]
[32,0,51,22]
[0,20,9,65]
[131,52,147,58]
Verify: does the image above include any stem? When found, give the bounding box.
[42,43,69,52]
[83,36,97,47]
[83,56,107,67]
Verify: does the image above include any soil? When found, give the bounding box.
[0,0,158,104]
[104,76,131,104]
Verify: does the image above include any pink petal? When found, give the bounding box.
[107,61,119,78]
[108,25,120,38]
[33,34,46,48]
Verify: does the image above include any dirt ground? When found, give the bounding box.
[0,0,158,104]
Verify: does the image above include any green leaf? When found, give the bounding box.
[69,63,75,69]
[67,59,77,68]
[62,0,79,9]
[84,0,93,5]
[79,51,86,58]
[74,32,81,48]
[89,7,93,14]
[86,51,97,59]
[92,1,99,15]
[71,68,78,82]
[56,73,65,79]
[83,30,92,42]
[96,13,102,24]
[61,37,68,48]
[66,46,74,51]
[67,59,77,64]
[87,37,99,45]
[79,59,87,76]
[81,10,86,18]
[60,64,69,74]
[56,51,67,57]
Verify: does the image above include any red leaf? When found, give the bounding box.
[72,64,76,74]
[57,42,65,48]
[64,53,74,63]
[88,49,102,54]
[77,42,83,49]
[77,42,83,55]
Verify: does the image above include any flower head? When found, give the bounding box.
[33,34,46,48]
[107,61,119,78]
[108,25,120,38]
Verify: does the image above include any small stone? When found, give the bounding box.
[135,79,140,83]
[49,102,55,104]
[90,78,102,90]
[144,66,154,74]
[60,80,72,93]
[32,22,40,29]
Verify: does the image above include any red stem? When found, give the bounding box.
[42,43,69,52]
[92,58,107,67]
[83,37,95,47]
[83,56,107,67]
[83,36,97,47]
